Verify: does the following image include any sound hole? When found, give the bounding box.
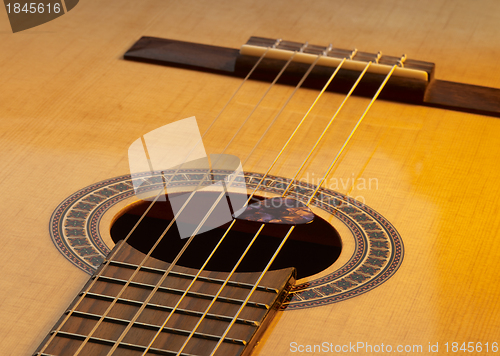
[111,193,342,279]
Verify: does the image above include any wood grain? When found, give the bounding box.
[1,0,500,355]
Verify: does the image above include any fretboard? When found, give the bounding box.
[34,241,295,356]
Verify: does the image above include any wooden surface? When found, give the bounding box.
[1,0,500,355]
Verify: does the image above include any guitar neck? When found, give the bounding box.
[35,241,295,355]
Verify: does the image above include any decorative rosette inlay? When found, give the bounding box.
[50,170,403,310]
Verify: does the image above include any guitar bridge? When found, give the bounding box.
[124,36,500,117]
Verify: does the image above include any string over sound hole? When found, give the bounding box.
[111,192,342,279]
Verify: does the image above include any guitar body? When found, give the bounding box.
[1,0,500,354]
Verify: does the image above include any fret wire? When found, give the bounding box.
[36,351,195,356]
[108,50,320,355]
[106,260,278,292]
[82,292,263,324]
[168,224,267,356]
[102,47,305,356]
[171,55,362,356]
[209,226,295,356]
[42,34,399,356]
[209,62,401,356]
[70,309,259,326]
[138,50,335,356]
[49,330,244,353]
[94,275,270,307]
[37,45,273,356]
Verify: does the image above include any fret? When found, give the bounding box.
[35,240,295,356]
[83,291,268,316]
[45,331,203,356]
[69,310,184,331]
[70,308,259,327]
[151,328,245,345]
[34,353,194,356]
[54,327,246,346]
[62,305,255,348]
[34,349,196,356]
[92,276,271,309]
[106,260,279,293]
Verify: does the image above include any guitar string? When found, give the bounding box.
[136,54,358,356]
[169,60,376,356]
[207,61,401,356]
[138,55,368,354]
[36,44,273,356]
[72,48,298,356]
[47,37,398,354]
[70,43,315,356]
[103,46,336,356]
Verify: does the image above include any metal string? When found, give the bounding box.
[207,62,400,356]
[36,44,272,356]
[49,37,400,356]
[139,52,368,356]
[138,55,398,356]
[170,59,375,356]
[71,44,308,356]
[73,49,297,356]
[104,46,330,356]
[135,55,352,356]
[132,53,399,356]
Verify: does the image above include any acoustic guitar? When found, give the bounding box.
[1,1,500,355]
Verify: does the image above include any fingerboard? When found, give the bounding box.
[34,242,295,356]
